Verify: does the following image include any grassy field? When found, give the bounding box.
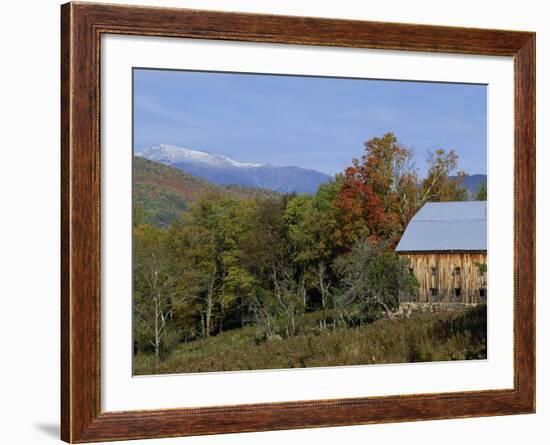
[133,305,486,375]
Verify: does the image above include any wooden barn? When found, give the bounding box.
[396,201,487,304]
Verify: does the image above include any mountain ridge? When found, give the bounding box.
[136,144,264,169]
[450,174,487,196]
[136,144,332,194]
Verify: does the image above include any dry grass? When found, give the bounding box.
[133,305,486,375]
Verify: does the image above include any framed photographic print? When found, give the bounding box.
[61,2,535,442]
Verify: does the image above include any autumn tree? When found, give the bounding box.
[342,133,418,244]
[421,148,468,203]
[342,133,469,245]
[333,173,382,247]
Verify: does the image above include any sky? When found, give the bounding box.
[133,68,487,177]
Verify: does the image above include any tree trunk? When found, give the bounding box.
[219,302,224,334]
[240,302,244,328]
[205,292,212,338]
[317,262,330,330]
[154,291,160,368]
[205,274,216,338]
[378,299,396,319]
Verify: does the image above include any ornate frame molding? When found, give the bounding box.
[61,2,535,442]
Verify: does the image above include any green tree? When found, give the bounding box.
[171,193,258,337]
[133,224,182,366]
[215,199,258,332]
[284,183,343,329]
[238,197,308,338]
[333,241,418,325]
[476,182,487,200]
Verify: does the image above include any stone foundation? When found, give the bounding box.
[396,302,481,318]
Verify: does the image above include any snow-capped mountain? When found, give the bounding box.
[135,144,332,194]
[136,144,264,169]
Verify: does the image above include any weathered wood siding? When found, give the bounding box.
[399,252,487,303]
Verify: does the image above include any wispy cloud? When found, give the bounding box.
[134,95,201,129]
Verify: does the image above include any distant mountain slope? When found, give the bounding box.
[134,157,278,227]
[136,144,332,194]
[450,174,487,197]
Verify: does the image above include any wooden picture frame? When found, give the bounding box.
[61,2,535,442]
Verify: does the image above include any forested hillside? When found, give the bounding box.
[133,156,278,226]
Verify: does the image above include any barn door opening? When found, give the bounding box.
[430,265,438,302]
[453,266,462,302]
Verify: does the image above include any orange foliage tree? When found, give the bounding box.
[337,133,468,247]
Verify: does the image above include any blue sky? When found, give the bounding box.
[133,69,487,177]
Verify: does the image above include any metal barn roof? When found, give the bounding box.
[395,201,487,252]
